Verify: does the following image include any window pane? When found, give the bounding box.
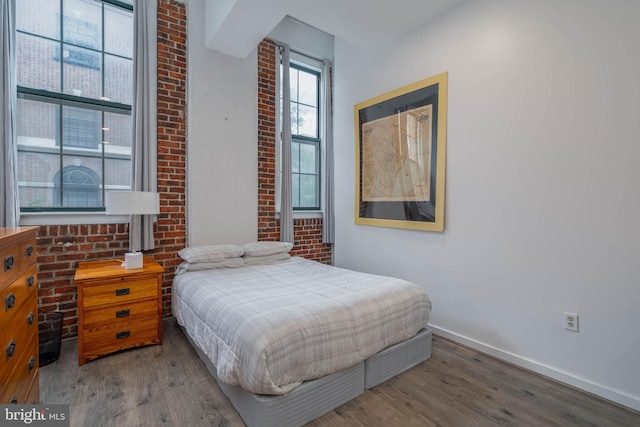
[105,158,132,189]
[289,68,298,103]
[62,105,101,151]
[104,55,133,104]
[299,175,319,208]
[290,103,299,135]
[299,143,318,174]
[63,44,102,98]
[297,104,317,138]
[105,5,133,58]
[18,152,60,208]
[16,0,60,39]
[63,0,102,50]
[292,142,300,173]
[61,156,102,207]
[17,98,59,150]
[298,70,317,106]
[292,174,300,207]
[17,34,61,92]
[103,112,132,152]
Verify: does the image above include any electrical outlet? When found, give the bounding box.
[565,312,579,332]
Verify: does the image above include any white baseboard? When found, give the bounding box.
[429,324,640,413]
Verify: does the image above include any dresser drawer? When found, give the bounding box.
[20,238,37,269]
[0,242,21,285]
[0,293,38,382]
[83,299,158,329]
[0,332,38,404]
[0,226,40,404]
[82,317,160,362]
[0,266,37,321]
[82,277,159,308]
[25,373,39,404]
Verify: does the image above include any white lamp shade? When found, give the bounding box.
[105,191,160,215]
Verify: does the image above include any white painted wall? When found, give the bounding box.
[186,0,257,245]
[333,0,640,411]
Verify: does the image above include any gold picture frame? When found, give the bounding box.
[354,72,448,231]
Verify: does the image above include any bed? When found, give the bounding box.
[172,242,432,426]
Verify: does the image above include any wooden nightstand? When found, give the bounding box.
[75,256,164,365]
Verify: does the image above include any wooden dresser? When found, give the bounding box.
[0,227,40,404]
[75,256,164,365]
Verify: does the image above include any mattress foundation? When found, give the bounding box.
[182,326,432,427]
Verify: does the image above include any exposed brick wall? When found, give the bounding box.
[155,0,188,318]
[257,39,333,264]
[36,0,187,339]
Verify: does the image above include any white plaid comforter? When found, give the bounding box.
[172,257,431,395]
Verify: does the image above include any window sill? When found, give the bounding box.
[274,210,323,219]
[20,211,129,226]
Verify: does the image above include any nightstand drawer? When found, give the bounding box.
[83,299,158,329]
[82,277,159,308]
[82,317,160,361]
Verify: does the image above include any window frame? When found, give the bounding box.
[278,58,324,213]
[16,0,133,216]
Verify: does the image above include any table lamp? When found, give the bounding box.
[105,191,160,269]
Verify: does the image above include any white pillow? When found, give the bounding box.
[175,258,245,275]
[243,253,291,265]
[242,241,293,257]
[178,244,244,263]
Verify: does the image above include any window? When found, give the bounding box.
[16,0,134,211]
[283,63,322,210]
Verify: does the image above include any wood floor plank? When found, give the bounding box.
[40,319,640,427]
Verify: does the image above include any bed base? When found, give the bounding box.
[182,327,432,427]
[365,328,432,389]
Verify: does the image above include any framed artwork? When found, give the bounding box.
[354,72,448,231]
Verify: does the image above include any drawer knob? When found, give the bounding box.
[28,355,36,371]
[26,245,34,257]
[26,275,35,288]
[115,288,130,296]
[116,331,130,339]
[6,340,16,360]
[10,396,18,404]
[27,312,35,326]
[4,255,14,271]
[5,293,16,311]
[116,309,130,318]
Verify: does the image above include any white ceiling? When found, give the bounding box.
[205,0,466,59]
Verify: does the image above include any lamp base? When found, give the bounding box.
[124,252,143,269]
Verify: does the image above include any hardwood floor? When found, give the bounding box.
[40,318,640,427]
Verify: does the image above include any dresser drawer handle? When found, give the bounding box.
[5,293,16,311]
[115,288,130,296]
[10,396,18,404]
[28,355,36,371]
[116,309,130,318]
[6,340,16,360]
[116,331,130,339]
[4,255,14,271]
[26,275,35,288]
[26,245,34,257]
[27,312,35,326]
